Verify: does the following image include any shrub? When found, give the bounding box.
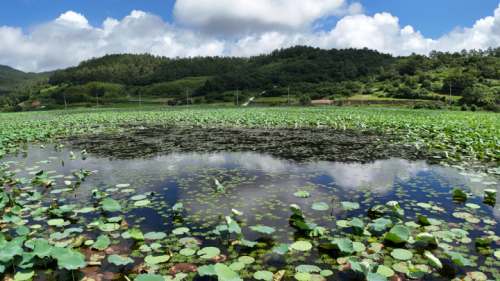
[483,103,500,113]
[299,94,311,106]
[461,104,468,111]
[269,101,281,107]
[337,100,344,106]
[414,102,441,110]
[470,104,477,112]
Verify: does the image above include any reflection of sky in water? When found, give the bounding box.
[3,145,500,279]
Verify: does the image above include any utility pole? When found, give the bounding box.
[449,84,452,107]
[96,92,98,108]
[186,90,189,106]
[236,88,238,106]
[64,94,67,110]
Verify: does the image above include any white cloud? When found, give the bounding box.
[2,2,500,72]
[173,0,362,36]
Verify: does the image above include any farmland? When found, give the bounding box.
[1,106,500,281]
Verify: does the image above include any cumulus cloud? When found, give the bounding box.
[2,2,500,72]
[173,0,362,36]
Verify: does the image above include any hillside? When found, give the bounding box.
[0,65,53,96]
[2,46,500,111]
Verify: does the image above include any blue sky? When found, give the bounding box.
[3,0,499,39]
[1,0,500,72]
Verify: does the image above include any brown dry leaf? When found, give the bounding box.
[169,263,198,275]
[447,222,460,228]
[208,254,227,263]
[120,219,128,228]
[273,270,285,281]
[103,271,121,280]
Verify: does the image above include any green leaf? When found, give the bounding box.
[144,232,167,240]
[295,265,321,273]
[197,247,220,259]
[293,191,310,198]
[249,225,275,235]
[214,179,224,191]
[14,269,35,281]
[0,242,23,262]
[108,254,134,266]
[333,238,355,254]
[291,241,312,251]
[341,201,360,210]
[57,250,86,270]
[475,237,493,245]
[172,202,183,211]
[101,198,121,212]
[144,253,170,264]
[290,204,305,219]
[214,263,243,281]
[33,239,52,258]
[444,250,472,266]
[367,273,388,281]
[198,264,216,276]
[69,235,86,248]
[349,218,365,235]
[311,202,328,211]
[16,225,30,236]
[134,274,165,281]
[273,244,292,255]
[254,270,274,281]
[391,249,413,260]
[128,228,144,240]
[485,189,497,198]
[35,170,47,179]
[91,235,110,251]
[453,188,468,198]
[424,251,442,268]
[385,225,411,244]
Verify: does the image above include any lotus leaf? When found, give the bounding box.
[179,248,196,256]
[341,201,360,210]
[229,262,245,271]
[108,254,134,266]
[101,198,121,212]
[290,204,305,219]
[135,274,164,281]
[254,270,274,281]
[295,265,321,273]
[238,256,255,264]
[485,189,497,198]
[197,247,220,259]
[385,225,411,244]
[349,218,365,235]
[47,218,64,226]
[214,263,243,281]
[311,202,328,211]
[424,251,442,268]
[232,209,243,216]
[332,238,354,254]
[391,249,413,260]
[127,228,144,240]
[273,244,292,255]
[0,242,23,262]
[115,184,130,188]
[198,264,216,276]
[57,250,86,270]
[295,272,312,281]
[144,232,167,240]
[14,269,34,280]
[130,195,147,200]
[292,241,312,251]
[144,253,170,264]
[475,237,493,245]
[294,191,310,198]
[172,202,183,211]
[172,227,190,235]
[69,235,86,248]
[250,225,275,235]
[91,235,110,251]
[320,270,333,277]
[376,265,394,277]
[134,199,150,206]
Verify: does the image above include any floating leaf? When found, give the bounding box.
[291,241,312,251]
[295,265,321,273]
[14,269,35,280]
[229,262,245,271]
[424,251,442,268]
[172,227,190,235]
[214,263,243,281]
[254,270,274,281]
[295,272,312,281]
[385,225,411,244]
[332,238,355,254]
[197,247,220,259]
[57,250,86,270]
[273,244,292,255]
[179,248,196,256]
[391,249,413,260]
[250,225,275,235]
[102,198,121,212]
[311,202,328,211]
[144,232,167,240]
[341,201,360,210]
[135,274,164,281]
[294,191,310,198]
[92,235,110,251]
[290,204,305,218]
[144,253,170,264]
[108,254,134,266]
[238,256,255,264]
[198,264,216,276]
[134,199,151,207]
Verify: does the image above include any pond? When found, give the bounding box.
[1,126,500,281]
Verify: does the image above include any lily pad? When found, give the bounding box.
[391,249,413,260]
[173,227,190,235]
[254,270,274,281]
[144,253,170,264]
[134,199,151,207]
[292,241,313,251]
[179,248,196,256]
[238,256,255,264]
[197,247,220,259]
[294,191,310,198]
[311,202,329,211]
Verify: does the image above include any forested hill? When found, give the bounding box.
[0,65,53,96]
[48,46,395,93]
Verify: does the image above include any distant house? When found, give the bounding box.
[32,101,41,106]
[126,94,131,98]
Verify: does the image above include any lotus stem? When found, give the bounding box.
[12,260,15,273]
[43,258,46,268]
[72,270,75,281]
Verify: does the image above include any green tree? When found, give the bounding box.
[461,87,484,104]
[299,94,311,106]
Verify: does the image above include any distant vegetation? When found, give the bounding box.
[2,45,500,111]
